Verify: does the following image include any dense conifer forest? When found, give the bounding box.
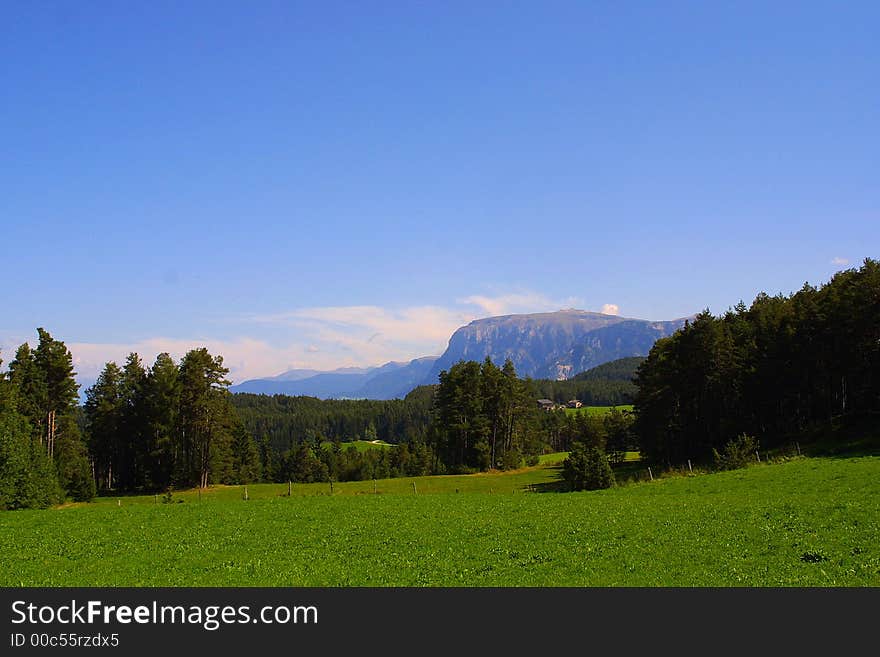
[634,259,879,464]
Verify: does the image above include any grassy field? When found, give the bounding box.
[1,454,878,587]
[564,404,634,417]
[84,460,566,506]
[319,439,395,452]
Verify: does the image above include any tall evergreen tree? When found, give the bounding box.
[84,362,123,490]
[176,348,233,488]
[0,410,63,509]
[143,352,179,490]
[10,330,93,501]
[118,353,148,489]
[7,343,48,443]
[229,420,262,484]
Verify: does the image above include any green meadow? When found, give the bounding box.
[564,404,634,417]
[1,454,878,587]
[319,439,395,452]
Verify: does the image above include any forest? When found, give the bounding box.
[634,258,879,465]
[231,388,434,453]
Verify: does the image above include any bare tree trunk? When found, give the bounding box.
[46,410,56,459]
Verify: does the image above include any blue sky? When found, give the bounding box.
[2,1,877,384]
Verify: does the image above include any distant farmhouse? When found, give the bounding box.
[537,398,583,411]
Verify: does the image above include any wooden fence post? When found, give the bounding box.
[412,482,417,494]
[288,480,292,497]
[687,459,692,473]
[647,467,653,481]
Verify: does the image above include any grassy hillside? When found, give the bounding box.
[1,454,877,587]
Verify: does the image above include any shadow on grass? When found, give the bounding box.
[526,459,648,493]
[529,480,569,493]
[785,414,880,459]
[521,464,567,493]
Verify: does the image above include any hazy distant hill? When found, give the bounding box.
[351,356,438,399]
[230,356,439,400]
[425,310,688,382]
[570,356,646,382]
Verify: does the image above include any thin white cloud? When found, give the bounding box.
[0,333,31,366]
[601,303,620,315]
[831,256,850,267]
[66,337,315,386]
[249,304,473,355]
[458,292,584,316]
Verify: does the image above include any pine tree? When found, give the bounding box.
[118,353,148,489]
[1,350,64,508]
[562,442,615,491]
[84,362,123,490]
[603,407,632,465]
[7,343,48,443]
[143,353,179,490]
[11,330,93,501]
[229,421,262,484]
[480,357,505,469]
[0,410,63,509]
[177,348,233,488]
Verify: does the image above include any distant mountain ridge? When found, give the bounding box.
[230,356,439,400]
[425,310,689,382]
[231,309,691,400]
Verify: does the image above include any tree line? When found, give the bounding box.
[633,258,880,467]
[231,387,433,455]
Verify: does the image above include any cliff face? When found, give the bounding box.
[425,310,688,382]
